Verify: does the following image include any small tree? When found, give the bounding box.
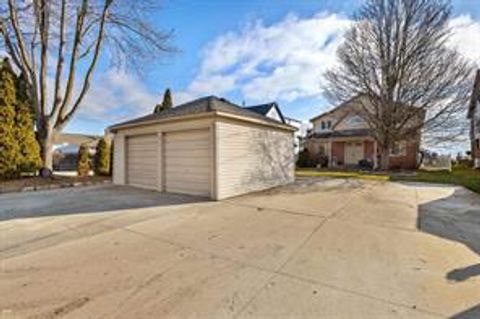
[15,73,42,173]
[77,143,91,177]
[154,88,173,113]
[94,138,111,176]
[0,59,19,178]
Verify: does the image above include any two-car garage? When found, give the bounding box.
[111,96,295,200]
[124,129,211,197]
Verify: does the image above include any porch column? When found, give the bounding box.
[373,140,378,169]
[328,139,332,167]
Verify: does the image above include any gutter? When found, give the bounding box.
[109,111,296,133]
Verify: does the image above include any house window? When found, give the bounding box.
[320,120,332,130]
[476,139,480,150]
[347,115,363,125]
[390,141,407,156]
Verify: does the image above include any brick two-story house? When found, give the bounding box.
[306,96,421,169]
[468,70,480,168]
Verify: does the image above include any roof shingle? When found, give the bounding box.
[110,96,292,131]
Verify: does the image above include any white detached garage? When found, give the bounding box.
[110,96,295,200]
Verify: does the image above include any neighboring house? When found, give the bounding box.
[468,70,480,169]
[52,133,101,171]
[306,96,421,169]
[243,102,306,154]
[109,96,296,200]
[244,102,285,123]
[285,117,308,155]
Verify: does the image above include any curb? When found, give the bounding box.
[16,179,111,193]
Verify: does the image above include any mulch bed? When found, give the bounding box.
[0,175,111,194]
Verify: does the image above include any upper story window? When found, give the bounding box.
[320,120,332,130]
[347,115,364,125]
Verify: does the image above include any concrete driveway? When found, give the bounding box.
[1,180,479,318]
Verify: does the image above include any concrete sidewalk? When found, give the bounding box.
[1,180,479,318]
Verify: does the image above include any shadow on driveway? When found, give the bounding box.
[415,184,480,319]
[450,305,480,319]
[0,185,208,222]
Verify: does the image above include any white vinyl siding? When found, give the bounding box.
[112,134,125,185]
[164,129,211,197]
[215,119,294,199]
[126,134,158,189]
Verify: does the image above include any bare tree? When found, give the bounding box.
[0,0,173,170]
[324,0,474,170]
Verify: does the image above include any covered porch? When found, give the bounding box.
[307,131,378,169]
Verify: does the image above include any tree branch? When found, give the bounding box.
[56,0,88,125]
[56,0,113,129]
[35,0,50,117]
[50,0,66,119]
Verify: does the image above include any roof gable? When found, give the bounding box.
[110,96,293,132]
[244,102,285,123]
[310,95,365,123]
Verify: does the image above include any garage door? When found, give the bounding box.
[164,129,211,197]
[126,134,158,189]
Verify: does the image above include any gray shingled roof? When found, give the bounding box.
[110,96,292,131]
[310,129,374,139]
[244,103,272,115]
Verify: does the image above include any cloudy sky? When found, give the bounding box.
[69,0,480,146]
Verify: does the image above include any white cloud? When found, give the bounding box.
[449,15,480,66]
[70,11,480,124]
[78,70,159,122]
[181,12,352,103]
[179,12,480,106]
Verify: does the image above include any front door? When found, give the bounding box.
[344,142,364,166]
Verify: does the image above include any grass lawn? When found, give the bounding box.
[296,167,480,193]
[390,168,480,193]
[296,168,390,181]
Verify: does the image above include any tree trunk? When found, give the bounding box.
[39,125,54,170]
[379,148,390,171]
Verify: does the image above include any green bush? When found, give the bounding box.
[15,85,42,173]
[0,60,19,178]
[94,138,111,176]
[0,60,41,178]
[77,143,91,177]
[296,149,314,167]
[453,159,473,169]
